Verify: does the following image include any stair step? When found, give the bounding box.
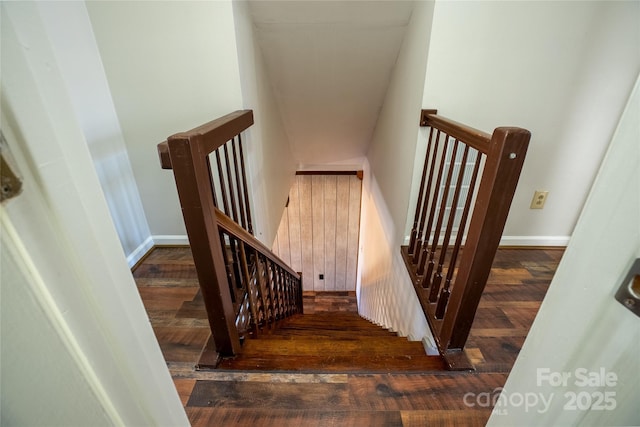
[237,338,429,357]
[216,354,444,372]
[259,330,399,339]
[216,312,443,373]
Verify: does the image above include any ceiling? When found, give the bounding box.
[250,1,415,165]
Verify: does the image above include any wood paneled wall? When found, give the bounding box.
[273,174,362,291]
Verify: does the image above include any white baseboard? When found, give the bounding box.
[126,236,154,268]
[403,235,570,247]
[126,235,190,268]
[152,235,189,246]
[499,236,570,247]
[422,336,439,356]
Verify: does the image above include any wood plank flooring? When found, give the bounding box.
[133,247,563,426]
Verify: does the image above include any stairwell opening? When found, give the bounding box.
[271,172,362,294]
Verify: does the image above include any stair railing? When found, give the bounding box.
[402,109,530,370]
[158,110,303,367]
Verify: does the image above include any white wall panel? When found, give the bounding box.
[311,175,326,290]
[274,174,361,291]
[287,178,302,272]
[335,175,351,290]
[298,175,314,290]
[323,175,338,291]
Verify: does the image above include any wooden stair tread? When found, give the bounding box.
[258,331,399,339]
[236,338,429,356]
[217,312,443,372]
[216,354,445,372]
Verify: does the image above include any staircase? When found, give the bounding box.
[217,311,445,372]
[135,246,562,427]
[158,109,529,373]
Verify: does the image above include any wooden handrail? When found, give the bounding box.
[420,110,492,153]
[215,207,299,278]
[158,109,303,364]
[159,110,254,170]
[403,109,530,370]
[158,141,171,169]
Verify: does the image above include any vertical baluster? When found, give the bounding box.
[238,134,254,234]
[223,142,239,223]
[206,156,219,208]
[435,153,482,318]
[294,276,299,314]
[287,274,292,315]
[215,149,230,215]
[256,254,271,327]
[268,260,276,324]
[232,138,248,230]
[282,270,288,317]
[298,275,304,314]
[250,248,266,327]
[282,273,288,317]
[408,127,436,255]
[228,236,243,300]
[289,275,294,315]
[417,134,451,279]
[218,232,237,305]
[270,262,280,320]
[429,145,470,302]
[412,130,441,262]
[285,274,292,316]
[290,275,296,314]
[424,140,460,283]
[273,263,286,320]
[263,256,273,326]
[238,241,260,336]
[278,266,287,318]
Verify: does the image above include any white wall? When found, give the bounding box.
[359,1,437,347]
[358,162,435,347]
[233,0,297,246]
[86,0,244,241]
[419,1,640,244]
[488,75,640,426]
[249,1,414,166]
[38,2,152,266]
[367,0,436,245]
[0,3,188,424]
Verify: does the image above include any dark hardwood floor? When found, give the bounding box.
[133,247,563,426]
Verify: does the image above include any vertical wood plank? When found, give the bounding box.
[288,178,302,272]
[299,175,314,291]
[311,175,325,291]
[335,176,350,291]
[278,207,291,267]
[272,232,279,258]
[272,173,360,294]
[323,175,337,291]
[346,176,362,291]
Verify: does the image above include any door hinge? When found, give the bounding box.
[1,131,24,203]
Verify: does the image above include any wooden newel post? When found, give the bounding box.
[166,133,241,357]
[439,127,530,355]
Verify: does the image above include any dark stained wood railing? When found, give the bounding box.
[402,109,530,370]
[158,110,302,367]
[216,207,303,342]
